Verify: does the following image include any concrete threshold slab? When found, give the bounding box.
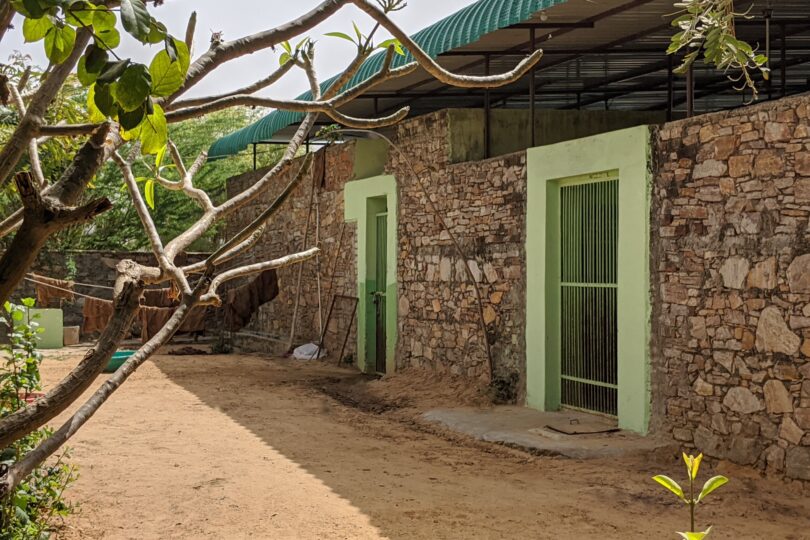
[423,406,676,460]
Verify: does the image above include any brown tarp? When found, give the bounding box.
[224,269,279,332]
[140,305,207,342]
[141,287,180,308]
[81,297,113,335]
[31,274,75,307]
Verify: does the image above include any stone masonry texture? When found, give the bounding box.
[226,110,527,400]
[652,93,810,482]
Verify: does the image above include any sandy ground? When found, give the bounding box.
[34,347,810,539]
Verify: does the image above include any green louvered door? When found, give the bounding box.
[373,212,388,374]
[559,178,618,416]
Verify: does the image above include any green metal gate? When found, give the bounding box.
[559,178,618,416]
[373,212,388,373]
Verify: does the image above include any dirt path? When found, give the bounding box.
[38,348,810,539]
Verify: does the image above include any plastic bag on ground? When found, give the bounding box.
[293,342,327,360]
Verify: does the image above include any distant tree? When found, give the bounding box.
[668,0,769,97]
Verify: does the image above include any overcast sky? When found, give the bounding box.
[2,0,477,100]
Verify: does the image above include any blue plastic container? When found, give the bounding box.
[104,350,135,373]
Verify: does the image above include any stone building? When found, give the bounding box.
[212,0,810,481]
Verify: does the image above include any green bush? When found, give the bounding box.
[0,300,78,540]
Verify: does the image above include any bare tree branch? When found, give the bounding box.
[0,29,92,186]
[199,247,320,305]
[165,0,350,104]
[166,61,294,110]
[7,83,45,188]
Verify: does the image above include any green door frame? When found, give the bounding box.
[525,126,652,433]
[344,175,398,374]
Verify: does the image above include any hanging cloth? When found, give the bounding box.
[81,296,113,335]
[30,273,75,307]
[224,269,280,332]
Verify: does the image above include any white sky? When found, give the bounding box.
[2,0,477,100]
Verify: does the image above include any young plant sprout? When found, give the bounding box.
[653,452,729,539]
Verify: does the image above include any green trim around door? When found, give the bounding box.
[526,126,652,433]
[344,175,398,374]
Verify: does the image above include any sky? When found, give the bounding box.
[2,0,478,101]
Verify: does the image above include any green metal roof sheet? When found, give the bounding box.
[208,0,566,158]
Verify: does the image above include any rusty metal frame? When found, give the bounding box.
[317,294,359,365]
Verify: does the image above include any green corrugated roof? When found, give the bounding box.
[208,0,565,158]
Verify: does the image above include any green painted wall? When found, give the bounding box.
[28,308,63,349]
[526,126,652,433]
[447,109,666,164]
[352,139,389,180]
[344,175,398,374]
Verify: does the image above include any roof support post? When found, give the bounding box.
[686,63,694,118]
[781,23,788,97]
[667,55,674,122]
[529,28,536,148]
[484,53,491,159]
[253,143,257,171]
[766,11,772,100]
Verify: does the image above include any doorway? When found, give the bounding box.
[558,177,618,416]
[373,211,388,373]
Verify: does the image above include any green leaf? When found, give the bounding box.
[352,21,363,42]
[117,102,146,130]
[145,19,167,44]
[92,82,116,117]
[65,1,95,27]
[23,16,53,42]
[77,53,103,85]
[683,452,703,480]
[677,526,712,540]
[86,84,107,122]
[148,40,189,97]
[94,26,121,49]
[119,0,151,41]
[280,40,292,54]
[21,0,45,19]
[97,59,130,83]
[698,476,728,502]
[279,52,290,66]
[21,297,36,308]
[124,103,166,155]
[325,31,355,43]
[652,475,685,501]
[378,38,404,55]
[155,144,166,169]
[44,24,76,64]
[85,43,108,72]
[144,179,155,209]
[92,7,116,31]
[112,63,152,111]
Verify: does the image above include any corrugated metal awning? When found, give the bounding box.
[208,0,566,158]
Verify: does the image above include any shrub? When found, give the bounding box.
[0,300,78,539]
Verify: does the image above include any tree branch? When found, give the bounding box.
[0,266,143,450]
[166,61,294,110]
[199,247,320,305]
[0,274,212,497]
[0,29,91,186]
[165,0,350,104]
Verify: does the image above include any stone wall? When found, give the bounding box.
[652,93,810,482]
[224,110,528,398]
[225,142,359,358]
[386,110,527,399]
